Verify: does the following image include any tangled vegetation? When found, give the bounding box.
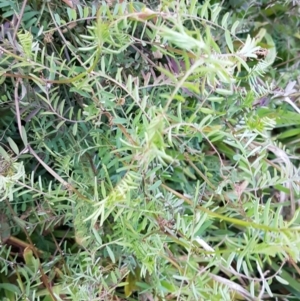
[0,0,300,300]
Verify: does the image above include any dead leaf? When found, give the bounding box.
[62,0,79,8]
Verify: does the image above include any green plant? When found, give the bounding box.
[0,0,300,300]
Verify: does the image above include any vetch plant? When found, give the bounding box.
[0,0,299,300]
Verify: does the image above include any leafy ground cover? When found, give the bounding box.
[0,0,300,300]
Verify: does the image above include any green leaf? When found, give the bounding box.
[275,275,289,285]
[7,138,19,155]
[277,128,300,139]
[54,13,61,26]
[257,108,300,127]
[124,268,141,297]
[225,30,234,53]
[0,146,10,160]
[22,11,38,22]
[106,245,115,263]
[21,126,28,147]
[72,123,78,136]
[0,281,20,298]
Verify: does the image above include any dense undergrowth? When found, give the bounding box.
[0,0,300,300]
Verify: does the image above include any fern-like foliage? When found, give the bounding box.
[0,0,299,300]
[17,30,34,59]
